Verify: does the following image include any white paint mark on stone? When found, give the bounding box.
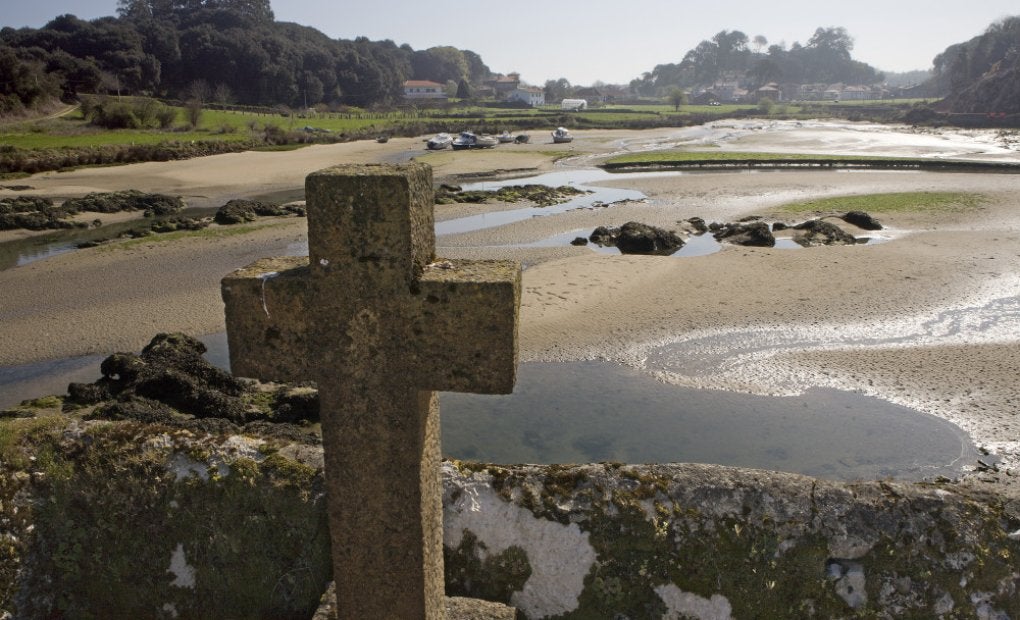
[258,271,280,318]
[168,543,196,589]
[443,465,597,619]
[654,584,734,620]
[319,258,329,267]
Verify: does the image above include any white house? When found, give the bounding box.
[403,80,447,100]
[508,87,545,107]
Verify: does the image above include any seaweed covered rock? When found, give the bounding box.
[588,222,684,255]
[63,190,184,216]
[713,221,776,247]
[150,216,210,233]
[66,333,320,427]
[0,196,88,232]
[842,210,883,231]
[214,199,305,225]
[793,219,859,246]
[435,185,587,207]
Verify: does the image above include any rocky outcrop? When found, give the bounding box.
[793,220,859,247]
[1,418,1017,619]
[214,199,306,225]
[712,221,776,247]
[588,222,684,255]
[842,211,883,231]
[65,333,320,428]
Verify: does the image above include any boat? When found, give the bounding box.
[376,135,389,143]
[514,134,530,144]
[497,131,515,144]
[551,127,573,143]
[426,132,453,150]
[451,131,499,150]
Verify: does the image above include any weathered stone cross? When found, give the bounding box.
[221,163,521,618]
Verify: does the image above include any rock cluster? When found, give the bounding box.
[588,221,685,255]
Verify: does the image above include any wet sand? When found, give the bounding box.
[2,123,1018,472]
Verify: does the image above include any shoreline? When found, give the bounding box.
[2,125,1019,476]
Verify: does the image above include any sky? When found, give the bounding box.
[5,1,1019,86]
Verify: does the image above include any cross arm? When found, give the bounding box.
[405,258,521,395]
[221,256,314,383]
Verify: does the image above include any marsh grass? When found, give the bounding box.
[101,223,264,251]
[779,192,988,214]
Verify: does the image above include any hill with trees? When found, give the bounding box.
[932,16,1020,114]
[629,27,885,97]
[0,0,491,114]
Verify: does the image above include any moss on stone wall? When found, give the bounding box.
[3,421,1019,619]
[3,419,331,619]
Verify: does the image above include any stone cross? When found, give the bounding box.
[221,163,521,619]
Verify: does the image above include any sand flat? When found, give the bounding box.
[2,125,1019,469]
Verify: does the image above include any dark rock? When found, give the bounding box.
[588,222,684,255]
[713,221,776,247]
[67,381,111,405]
[772,222,788,231]
[75,240,103,249]
[738,215,763,222]
[686,217,708,233]
[588,225,618,246]
[214,199,304,225]
[792,219,859,246]
[151,217,210,233]
[70,333,253,424]
[842,211,883,231]
[63,190,183,216]
[616,221,684,255]
[570,237,589,246]
[708,222,723,232]
[86,397,177,424]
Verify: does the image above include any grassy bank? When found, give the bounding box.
[778,191,988,214]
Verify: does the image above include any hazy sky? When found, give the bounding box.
[5,1,1018,85]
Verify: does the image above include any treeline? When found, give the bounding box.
[630,27,885,95]
[0,0,491,113]
[932,16,1020,114]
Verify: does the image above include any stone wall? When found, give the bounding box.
[1,418,1018,619]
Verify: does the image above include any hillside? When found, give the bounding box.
[0,0,490,113]
[934,16,1020,114]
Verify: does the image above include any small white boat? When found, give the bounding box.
[426,133,453,150]
[497,131,515,143]
[552,127,573,143]
[452,131,499,150]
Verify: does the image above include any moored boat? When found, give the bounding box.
[497,131,515,143]
[452,131,499,150]
[426,132,453,150]
[552,127,573,143]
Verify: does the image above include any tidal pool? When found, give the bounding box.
[0,336,975,481]
[441,361,975,481]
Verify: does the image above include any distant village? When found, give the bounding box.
[402,72,927,108]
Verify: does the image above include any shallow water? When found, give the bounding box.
[441,361,974,481]
[0,341,974,481]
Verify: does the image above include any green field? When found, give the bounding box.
[0,99,937,152]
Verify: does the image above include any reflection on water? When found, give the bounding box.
[441,361,974,481]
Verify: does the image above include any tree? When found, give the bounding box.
[752,35,768,54]
[667,88,687,111]
[543,77,571,102]
[456,78,471,99]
